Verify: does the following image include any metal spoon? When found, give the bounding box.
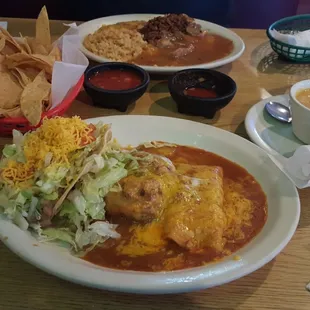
[264,101,292,123]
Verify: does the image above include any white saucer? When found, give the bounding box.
[245,95,303,158]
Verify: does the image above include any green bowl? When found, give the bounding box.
[267,14,310,63]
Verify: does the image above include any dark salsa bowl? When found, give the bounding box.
[168,69,237,118]
[84,62,150,112]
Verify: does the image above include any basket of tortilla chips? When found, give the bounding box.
[0,6,88,135]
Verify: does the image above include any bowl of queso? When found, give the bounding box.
[84,63,150,112]
[168,69,237,118]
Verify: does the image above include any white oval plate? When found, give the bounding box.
[0,116,299,294]
[77,14,245,74]
[245,95,303,158]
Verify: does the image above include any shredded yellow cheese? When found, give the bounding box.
[1,117,95,185]
[116,221,167,257]
[162,254,184,271]
[223,179,253,241]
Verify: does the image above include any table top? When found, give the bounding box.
[0,18,310,310]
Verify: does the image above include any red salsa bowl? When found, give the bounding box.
[84,63,150,112]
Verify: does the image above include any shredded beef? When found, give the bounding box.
[140,14,202,47]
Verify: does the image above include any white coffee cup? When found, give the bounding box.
[290,79,310,144]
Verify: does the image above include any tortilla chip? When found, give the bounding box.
[0,54,5,72]
[36,6,51,48]
[17,33,32,54]
[18,65,42,80]
[0,7,55,122]
[0,71,23,109]
[0,26,24,53]
[4,55,34,68]
[0,106,23,118]
[43,101,51,111]
[53,126,113,215]
[11,67,32,88]
[32,54,55,67]
[49,45,61,61]
[20,70,51,125]
[44,91,52,111]
[53,161,93,214]
[0,33,20,56]
[33,70,51,87]
[26,37,48,55]
[11,70,25,88]
[20,91,42,125]
[43,98,51,111]
[0,37,5,53]
[4,52,54,75]
[95,125,112,155]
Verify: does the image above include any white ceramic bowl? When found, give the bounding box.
[0,116,300,294]
[290,79,310,144]
[77,14,245,74]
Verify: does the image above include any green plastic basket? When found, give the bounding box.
[267,14,310,63]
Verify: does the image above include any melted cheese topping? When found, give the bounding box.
[223,179,253,240]
[113,164,255,261]
[2,117,95,186]
[162,254,184,271]
[116,221,167,257]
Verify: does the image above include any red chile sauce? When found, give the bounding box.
[89,69,142,90]
[184,87,217,98]
[133,34,234,66]
[83,145,267,272]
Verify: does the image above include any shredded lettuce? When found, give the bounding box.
[86,202,106,219]
[0,122,158,254]
[67,189,87,216]
[12,129,24,147]
[59,200,76,217]
[3,145,17,158]
[42,228,77,251]
[13,211,29,231]
[43,192,58,201]
[74,220,119,250]
[27,196,39,221]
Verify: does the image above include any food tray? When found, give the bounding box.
[0,75,84,136]
[267,14,310,63]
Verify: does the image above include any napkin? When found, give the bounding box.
[270,29,310,48]
[51,23,89,108]
[268,146,310,189]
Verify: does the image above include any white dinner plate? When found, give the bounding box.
[0,116,300,294]
[245,95,303,157]
[77,14,245,74]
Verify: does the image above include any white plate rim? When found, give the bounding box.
[245,95,303,156]
[0,115,300,294]
[77,14,245,74]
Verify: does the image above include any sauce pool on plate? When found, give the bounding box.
[83,145,267,272]
[89,69,142,90]
[184,87,217,98]
[133,34,234,67]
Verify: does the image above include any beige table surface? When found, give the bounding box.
[0,18,309,310]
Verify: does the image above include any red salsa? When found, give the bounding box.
[184,87,217,98]
[89,69,142,90]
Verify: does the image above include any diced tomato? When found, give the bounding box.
[88,124,96,133]
[80,124,96,146]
